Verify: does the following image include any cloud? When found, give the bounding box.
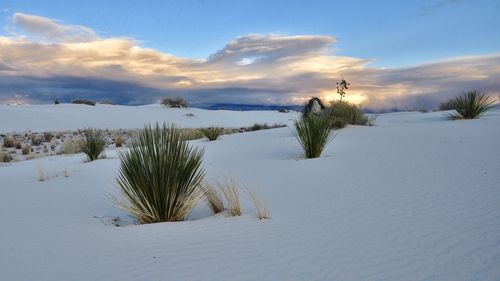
[12,12,98,42]
[0,12,499,110]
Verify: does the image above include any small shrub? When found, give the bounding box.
[445,90,495,120]
[116,123,205,223]
[293,114,335,159]
[31,134,42,146]
[2,136,15,148]
[115,136,125,147]
[72,99,96,106]
[0,151,13,163]
[22,144,31,155]
[161,97,188,108]
[202,183,225,214]
[249,123,271,131]
[60,140,83,154]
[15,141,22,149]
[325,101,368,128]
[200,127,223,141]
[43,132,54,142]
[81,128,106,161]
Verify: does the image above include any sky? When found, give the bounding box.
[0,0,499,111]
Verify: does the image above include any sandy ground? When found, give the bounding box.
[1,106,499,281]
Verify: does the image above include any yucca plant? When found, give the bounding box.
[116,123,205,223]
[293,114,335,158]
[445,91,495,119]
[200,127,224,141]
[81,128,106,161]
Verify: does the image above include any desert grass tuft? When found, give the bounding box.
[116,123,205,223]
[60,140,83,154]
[22,144,31,155]
[200,127,224,141]
[293,114,335,158]
[0,151,13,163]
[215,177,242,216]
[81,128,106,161]
[2,136,15,148]
[445,90,495,120]
[115,135,125,147]
[37,165,46,181]
[202,182,225,214]
[246,187,271,220]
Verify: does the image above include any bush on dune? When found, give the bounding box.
[444,90,495,120]
[81,128,106,161]
[72,99,96,106]
[325,101,368,128]
[116,123,205,223]
[200,127,224,141]
[161,97,188,108]
[293,113,335,159]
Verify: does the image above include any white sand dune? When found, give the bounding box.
[1,106,500,281]
[0,104,297,133]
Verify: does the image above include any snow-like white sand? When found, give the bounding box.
[1,106,500,281]
[0,104,296,133]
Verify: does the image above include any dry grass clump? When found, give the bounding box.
[293,114,335,158]
[246,187,271,220]
[22,144,31,155]
[0,151,13,163]
[2,136,15,148]
[31,134,42,146]
[444,90,495,120]
[15,141,22,149]
[215,177,242,216]
[81,128,106,161]
[202,183,225,214]
[115,135,125,147]
[37,165,46,181]
[43,132,54,142]
[60,140,83,154]
[116,123,205,223]
[200,127,224,141]
[181,129,205,141]
[161,97,188,108]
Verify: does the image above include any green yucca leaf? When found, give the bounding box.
[116,123,205,223]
